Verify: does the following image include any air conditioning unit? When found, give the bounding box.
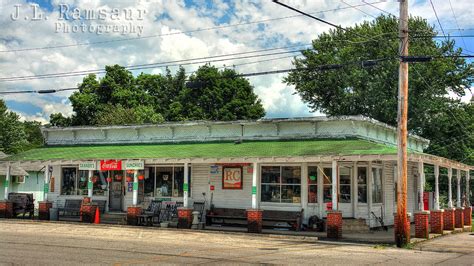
[14,176,25,184]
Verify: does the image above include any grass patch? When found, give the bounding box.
[373,244,389,250]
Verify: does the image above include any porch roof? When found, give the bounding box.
[3,139,397,161]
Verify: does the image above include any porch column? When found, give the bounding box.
[433,164,440,210]
[3,164,10,200]
[251,162,258,209]
[464,170,472,227]
[0,164,13,218]
[183,162,189,208]
[44,164,50,202]
[127,169,141,226]
[132,170,138,205]
[327,160,342,239]
[247,162,263,233]
[352,161,358,218]
[456,170,461,208]
[87,170,93,199]
[448,168,453,208]
[418,162,424,211]
[301,162,308,219]
[331,160,337,210]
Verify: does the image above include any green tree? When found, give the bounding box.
[285,15,473,164]
[52,64,265,126]
[22,120,44,150]
[0,100,28,154]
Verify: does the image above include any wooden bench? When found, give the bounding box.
[205,208,247,226]
[206,208,304,231]
[58,199,82,217]
[262,209,304,231]
[94,200,107,214]
[8,193,34,218]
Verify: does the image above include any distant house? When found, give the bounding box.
[1,116,471,228]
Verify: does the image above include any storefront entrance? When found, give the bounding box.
[109,171,124,211]
[338,166,353,218]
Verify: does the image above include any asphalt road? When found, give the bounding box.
[0,220,472,265]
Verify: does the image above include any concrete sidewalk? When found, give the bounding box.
[0,219,470,265]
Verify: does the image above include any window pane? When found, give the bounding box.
[281,166,301,184]
[144,167,155,197]
[78,170,88,196]
[357,167,367,185]
[358,185,367,203]
[372,168,383,203]
[340,167,351,184]
[339,185,351,203]
[173,167,184,197]
[308,185,318,203]
[61,168,77,195]
[261,166,280,183]
[323,185,332,203]
[93,171,108,196]
[322,168,332,185]
[261,184,280,202]
[308,166,318,185]
[281,185,301,203]
[156,167,173,197]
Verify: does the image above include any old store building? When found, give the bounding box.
[1,116,472,237]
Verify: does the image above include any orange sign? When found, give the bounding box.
[222,166,243,189]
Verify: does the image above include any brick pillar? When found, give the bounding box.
[430,209,444,234]
[127,206,142,226]
[80,204,97,223]
[394,213,411,244]
[455,207,464,228]
[38,201,52,220]
[247,209,263,233]
[0,200,13,218]
[415,211,430,238]
[327,210,342,239]
[177,207,193,229]
[463,206,472,226]
[443,208,455,231]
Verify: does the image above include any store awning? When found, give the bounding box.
[0,165,28,176]
[2,139,397,161]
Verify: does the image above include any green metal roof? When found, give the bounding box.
[3,139,397,161]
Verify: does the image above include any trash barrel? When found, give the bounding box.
[49,208,59,221]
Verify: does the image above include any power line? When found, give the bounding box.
[0,57,394,95]
[447,0,473,54]
[0,1,388,54]
[429,0,447,41]
[0,44,312,82]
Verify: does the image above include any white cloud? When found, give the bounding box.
[0,0,473,123]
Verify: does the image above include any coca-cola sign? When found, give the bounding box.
[100,160,122,171]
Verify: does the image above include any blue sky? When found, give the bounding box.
[0,0,472,124]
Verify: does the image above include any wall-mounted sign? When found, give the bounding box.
[79,162,96,170]
[210,185,215,191]
[127,182,133,192]
[124,161,144,170]
[222,166,243,190]
[100,160,122,171]
[210,165,219,174]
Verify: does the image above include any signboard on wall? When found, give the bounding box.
[79,162,96,170]
[124,161,144,170]
[222,166,243,189]
[100,160,122,171]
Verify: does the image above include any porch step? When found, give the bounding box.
[342,219,370,233]
[101,213,127,225]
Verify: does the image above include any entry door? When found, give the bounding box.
[338,166,353,217]
[109,171,124,211]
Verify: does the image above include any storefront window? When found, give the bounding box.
[261,166,301,203]
[357,167,367,203]
[322,168,332,203]
[372,167,383,203]
[78,170,88,195]
[92,171,108,196]
[61,167,77,195]
[308,166,318,203]
[145,166,191,198]
[339,167,351,203]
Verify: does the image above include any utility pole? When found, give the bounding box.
[396,0,410,247]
